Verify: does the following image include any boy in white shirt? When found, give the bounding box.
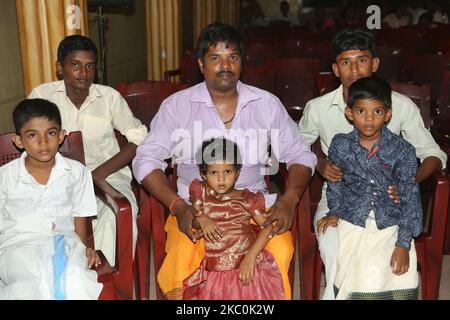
[29,35,148,265]
[0,99,102,299]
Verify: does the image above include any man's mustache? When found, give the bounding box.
[216,71,234,77]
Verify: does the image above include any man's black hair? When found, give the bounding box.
[13,99,62,134]
[196,137,242,174]
[332,27,376,58]
[57,35,98,63]
[347,77,392,109]
[197,23,243,61]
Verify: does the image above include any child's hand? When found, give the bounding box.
[317,214,340,235]
[196,215,222,242]
[238,255,256,285]
[387,185,401,204]
[390,246,409,275]
[86,248,101,269]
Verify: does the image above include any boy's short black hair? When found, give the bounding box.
[197,23,243,61]
[332,27,375,58]
[347,77,392,109]
[57,35,98,63]
[13,99,62,134]
[196,137,242,174]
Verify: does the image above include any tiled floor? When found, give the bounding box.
[291,249,450,300]
[148,239,450,300]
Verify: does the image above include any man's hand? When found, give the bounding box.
[317,214,340,235]
[316,158,343,182]
[387,185,400,204]
[172,200,198,243]
[262,196,296,237]
[86,248,101,269]
[196,215,222,242]
[390,246,410,275]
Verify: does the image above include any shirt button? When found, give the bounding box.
[371,202,375,205]
[373,192,377,196]
[370,180,375,184]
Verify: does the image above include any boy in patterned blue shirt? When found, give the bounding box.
[317,77,422,300]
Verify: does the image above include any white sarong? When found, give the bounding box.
[335,211,418,300]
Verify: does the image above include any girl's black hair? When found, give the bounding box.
[196,137,242,174]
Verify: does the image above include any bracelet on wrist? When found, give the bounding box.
[169,197,184,216]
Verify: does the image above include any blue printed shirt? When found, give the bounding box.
[326,125,423,250]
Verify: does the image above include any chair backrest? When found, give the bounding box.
[240,64,275,93]
[273,57,320,122]
[244,39,279,66]
[0,131,85,166]
[374,46,407,82]
[407,53,450,102]
[316,72,340,96]
[390,81,431,129]
[117,81,179,129]
[439,70,450,118]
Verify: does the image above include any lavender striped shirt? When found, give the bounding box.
[132,81,317,204]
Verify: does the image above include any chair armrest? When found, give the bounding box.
[424,172,450,239]
[164,69,181,82]
[93,179,133,274]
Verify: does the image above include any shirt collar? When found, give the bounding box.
[350,124,393,150]
[52,80,102,102]
[17,152,72,185]
[190,81,261,109]
[330,85,346,113]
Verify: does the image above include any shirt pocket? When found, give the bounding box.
[46,179,73,218]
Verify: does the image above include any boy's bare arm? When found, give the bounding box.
[74,217,90,248]
[74,217,101,268]
[92,142,137,181]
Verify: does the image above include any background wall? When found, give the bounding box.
[0,0,25,134]
[88,0,147,89]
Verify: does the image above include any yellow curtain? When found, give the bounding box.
[193,0,217,47]
[217,0,239,27]
[145,0,180,81]
[16,0,89,95]
[193,0,239,47]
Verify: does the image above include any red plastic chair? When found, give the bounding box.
[316,72,340,97]
[272,57,320,123]
[117,81,180,130]
[240,64,276,93]
[164,49,203,86]
[390,82,432,130]
[0,131,134,300]
[116,80,182,299]
[405,54,450,104]
[244,39,280,67]
[375,46,407,82]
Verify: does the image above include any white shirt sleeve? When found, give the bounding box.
[110,93,148,146]
[72,166,98,218]
[298,100,320,146]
